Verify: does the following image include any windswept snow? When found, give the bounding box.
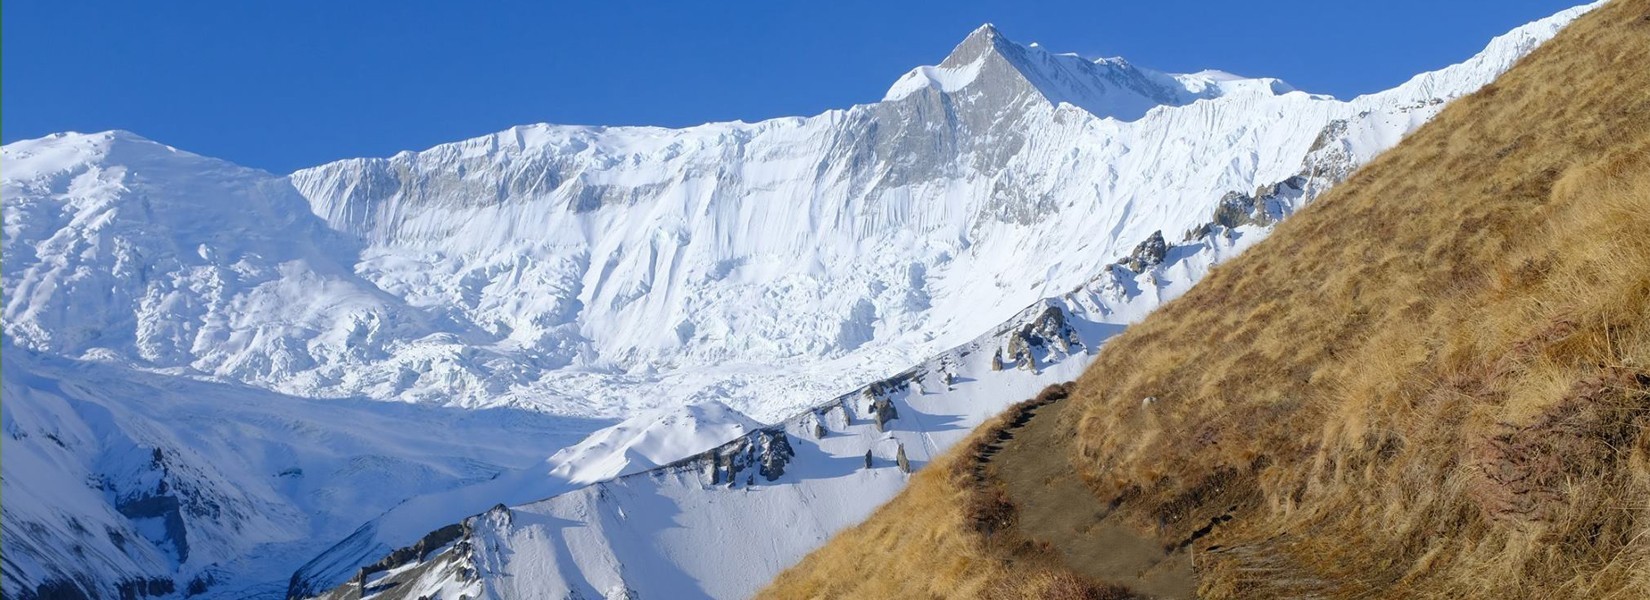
[548,401,763,485]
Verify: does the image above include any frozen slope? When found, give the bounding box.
[0,343,600,600]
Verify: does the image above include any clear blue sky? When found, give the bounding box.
[3,1,1584,174]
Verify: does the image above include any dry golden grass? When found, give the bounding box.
[768,1,1650,598]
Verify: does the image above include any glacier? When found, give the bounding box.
[0,3,1598,599]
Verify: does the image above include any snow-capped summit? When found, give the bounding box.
[2,130,386,372]
[885,22,1292,121]
[937,22,1012,67]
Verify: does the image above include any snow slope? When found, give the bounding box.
[0,343,601,599]
[0,3,1598,598]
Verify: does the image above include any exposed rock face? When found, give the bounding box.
[1213,191,1270,229]
[1001,305,1084,372]
[18,577,175,600]
[1213,176,1306,230]
[353,520,473,587]
[756,433,796,481]
[868,397,900,432]
[1121,231,1170,273]
[860,376,912,432]
[1301,118,1357,187]
[1185,175,1311,242]
[704,429,796,485]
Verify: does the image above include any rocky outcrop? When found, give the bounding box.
[353,520,473,588]
[1121,231,1169,273]
[15,577,174,600]
[1183,176,1309,243]
[1001,306,1084,372]
[868,396,900,432]
[860,376,912,432]
[705,429,796,485]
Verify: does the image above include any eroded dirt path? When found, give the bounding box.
[983,396,1196,599]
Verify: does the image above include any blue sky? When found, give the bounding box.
[3,1,1583,173]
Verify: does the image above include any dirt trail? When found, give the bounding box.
[981,395,1196,599]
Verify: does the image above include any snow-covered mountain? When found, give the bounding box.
[281,6,1595,599]
[0,3,1596,599]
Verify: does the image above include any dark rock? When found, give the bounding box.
[1188,176,1308,241]
[185,573,213,597]
[357,521,470,585]
[115,492,189,564]
[868,396,899,432]
[25,579,94,600]
[703,429,795,484]
[114,577,174,600]
[756,431,795,481]
[1003,306,1083,371]
[1121,230,1169,273]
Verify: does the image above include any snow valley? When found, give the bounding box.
[0,4,1599,599]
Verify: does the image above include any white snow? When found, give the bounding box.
[0,341,600,598]
[548,401,763,484]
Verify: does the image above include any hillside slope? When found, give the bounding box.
[766,1,1650,598]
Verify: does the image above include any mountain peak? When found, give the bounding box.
[940,22,1013,68]
[887,23,1206,121]
[1,130,200,188]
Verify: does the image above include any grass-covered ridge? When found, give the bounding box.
[766,1,1650,597]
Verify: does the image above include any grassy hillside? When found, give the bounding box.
[766,1,1650,597]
